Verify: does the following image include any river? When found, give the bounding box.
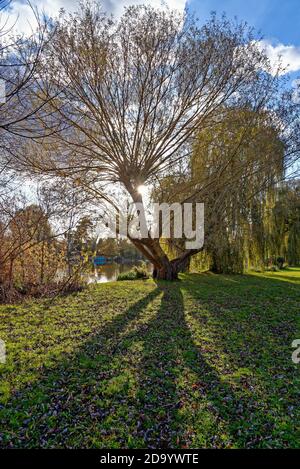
[85,262,152,283]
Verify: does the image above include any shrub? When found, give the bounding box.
[117,263,150,281]
[117,271,137,281]
[133,263,150,279]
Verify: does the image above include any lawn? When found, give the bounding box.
[0,269,299,448]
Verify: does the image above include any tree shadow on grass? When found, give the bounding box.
[132,283,278,449]
[0,288,161,448]
[1,276,298,448]
[182,271,299,364]
[0,282,247,449]
[262,273,300,284]
[180,273,300,447]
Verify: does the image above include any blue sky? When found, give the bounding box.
[6,0,300,78]
[188,0,300,80]
[189,0,300,45]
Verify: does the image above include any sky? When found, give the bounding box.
[189,0,300,79]
[4,0,300,79]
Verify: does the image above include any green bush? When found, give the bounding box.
[117,270,137,281]
[117,263,150,281]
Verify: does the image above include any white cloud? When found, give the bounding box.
[6,0,187,35]
[101,0,187,16]
[258,40,300,76]
[3,1,39,35]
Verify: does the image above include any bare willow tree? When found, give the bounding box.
[15,2,299,279]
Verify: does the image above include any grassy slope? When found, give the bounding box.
[0,269,299,448]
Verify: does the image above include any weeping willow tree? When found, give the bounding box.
[265,182,300,266]
[191,107,284,273]
[154,107,286,273]
[190,128,300,272]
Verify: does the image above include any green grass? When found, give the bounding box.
[0,269,299,448]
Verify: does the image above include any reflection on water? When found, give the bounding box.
[86,263,152,283]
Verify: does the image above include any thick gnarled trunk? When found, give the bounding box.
[130,236,197,280]
[126,184,201,280]
[152,264,178,281]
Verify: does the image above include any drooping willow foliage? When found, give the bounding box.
[190,108,300,273]
[190,183,300,273]
[266,183,300,266]
[157,107,300,273]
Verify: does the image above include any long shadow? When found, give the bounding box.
[0,282,249,449]
[0,288,161,448]
[181,272,300,447]
[132,284,275,448]
[1,275,298,448]
[183,271,299,361]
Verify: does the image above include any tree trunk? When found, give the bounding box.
[152,263,179,281]
[8,258,14,289]
[125,183,202,280]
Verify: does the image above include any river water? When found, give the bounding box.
[85,263,152,283]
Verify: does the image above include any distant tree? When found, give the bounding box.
[97,238,119,258]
